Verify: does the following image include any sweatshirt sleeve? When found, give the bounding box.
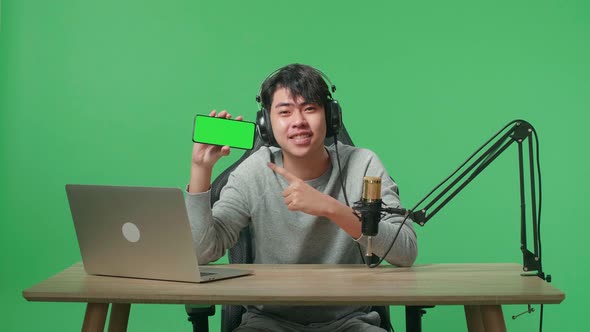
[351,150,418,267]
[185,171,251,264]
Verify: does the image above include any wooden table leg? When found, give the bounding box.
[465,305,484,332]
[480,305,506,332]
[465,305,507,332]
[108,303,131,332]
[82,303,109,332]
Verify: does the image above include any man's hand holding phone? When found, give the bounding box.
[191,110,244,168]
[189,110,252,193]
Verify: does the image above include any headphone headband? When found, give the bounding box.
[255,67,336,105]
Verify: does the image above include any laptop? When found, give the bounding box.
[65,184,252,283]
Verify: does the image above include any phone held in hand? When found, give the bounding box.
[192,114,256,150]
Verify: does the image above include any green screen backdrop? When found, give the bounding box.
[1,0,588,331]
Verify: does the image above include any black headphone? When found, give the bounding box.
[255,67,342,147]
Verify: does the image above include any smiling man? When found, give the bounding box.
[186,64,418,331]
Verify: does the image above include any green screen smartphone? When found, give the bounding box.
[192,114,256,150]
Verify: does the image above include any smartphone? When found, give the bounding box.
[192,114,256,150]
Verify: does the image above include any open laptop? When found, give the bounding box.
[65,184,252,283]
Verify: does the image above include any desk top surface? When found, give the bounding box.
[23,263,565,306]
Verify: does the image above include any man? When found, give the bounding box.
[186,64,418,331]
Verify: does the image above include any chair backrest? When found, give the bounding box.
[211,126,391,332]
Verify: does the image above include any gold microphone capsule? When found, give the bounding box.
[362,176,382,202]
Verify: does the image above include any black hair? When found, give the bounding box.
[260,64,332,111]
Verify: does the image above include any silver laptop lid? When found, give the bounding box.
[65,184,202,282]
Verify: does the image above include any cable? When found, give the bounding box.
[334,136,350,205]
[366,213,412,268]
[532,128,546,331]
[539,304,544,332]
[533,129,543,271]
[332,135,370,266]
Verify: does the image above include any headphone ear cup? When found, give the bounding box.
[256,108,277,146]
[325,100,342,137]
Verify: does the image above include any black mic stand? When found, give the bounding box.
[354,120,550,332]
[406,120,551,332]
[409,120,548,281]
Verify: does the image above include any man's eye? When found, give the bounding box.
[278,110,290,115]
[305,107,317,112]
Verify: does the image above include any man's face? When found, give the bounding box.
[270,87,326,159]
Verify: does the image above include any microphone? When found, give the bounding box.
[354,176,411,259]
[360,176,383,257]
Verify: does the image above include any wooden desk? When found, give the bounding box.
[23,263,564,332]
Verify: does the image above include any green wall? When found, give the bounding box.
[1,0,587,330]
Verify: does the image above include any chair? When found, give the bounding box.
[186,125,428,331]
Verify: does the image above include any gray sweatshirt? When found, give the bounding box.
[185,143,418,325]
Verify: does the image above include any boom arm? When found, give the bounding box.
[408,120,545,279]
